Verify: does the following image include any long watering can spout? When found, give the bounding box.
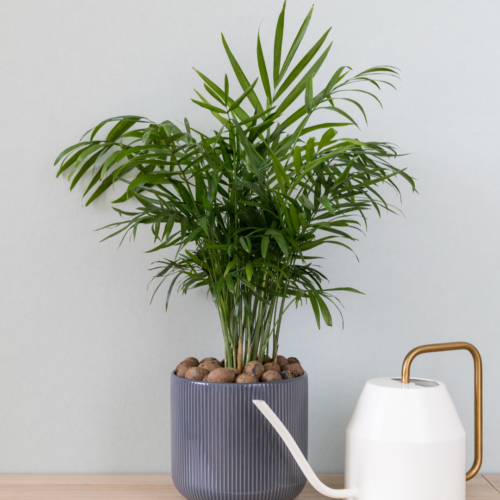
[253,400,358,499]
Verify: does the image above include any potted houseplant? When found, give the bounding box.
[55,3,414,499]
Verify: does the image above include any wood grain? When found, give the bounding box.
[484,475,500,495]
[467,475,500,499]
[0,474,497,499]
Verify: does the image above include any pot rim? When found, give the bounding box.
[171,370,308,387]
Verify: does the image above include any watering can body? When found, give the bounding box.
[344,377,465,500]
[254,342,482,500]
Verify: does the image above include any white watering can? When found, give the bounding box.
[254,342,483,500]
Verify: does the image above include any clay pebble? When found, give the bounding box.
[243,360,265,380]
[264,362,281,373]
[175,362,193,378]
[207,367,237,383]
[284,363,304,377]
[276,355,289,369]
[280,369,295,380]
[183,357,199,367]
[199,360,222,372]
[185,367,209,381]
[235,374,259,384]
[261,370,283,382]
[227,367,241,378]
[200,357,219,364]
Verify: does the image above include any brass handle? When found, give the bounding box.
[401,341,483,481]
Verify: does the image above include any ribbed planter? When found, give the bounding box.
[171,372,308,500]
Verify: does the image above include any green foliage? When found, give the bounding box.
[55,2,415,368]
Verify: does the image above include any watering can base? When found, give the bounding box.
[345,434,466,500]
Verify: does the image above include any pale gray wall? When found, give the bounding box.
[1,0,499,473]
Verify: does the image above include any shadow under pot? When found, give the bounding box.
[171,371,308,500]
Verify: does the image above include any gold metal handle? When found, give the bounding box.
[401,341,483,481]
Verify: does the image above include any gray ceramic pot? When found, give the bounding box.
[171,371,308,500]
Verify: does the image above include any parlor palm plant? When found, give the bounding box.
[55,2,415,370]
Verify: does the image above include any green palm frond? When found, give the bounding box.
[55,2,415,368]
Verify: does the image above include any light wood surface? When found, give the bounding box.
[0,474,497,499]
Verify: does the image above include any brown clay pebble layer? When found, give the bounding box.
[175,355,304,383]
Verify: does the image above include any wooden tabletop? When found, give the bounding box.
[0,474,498,499]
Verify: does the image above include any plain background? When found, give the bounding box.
[1,0,499,473]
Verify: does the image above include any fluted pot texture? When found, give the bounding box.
[171,372,308,500]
